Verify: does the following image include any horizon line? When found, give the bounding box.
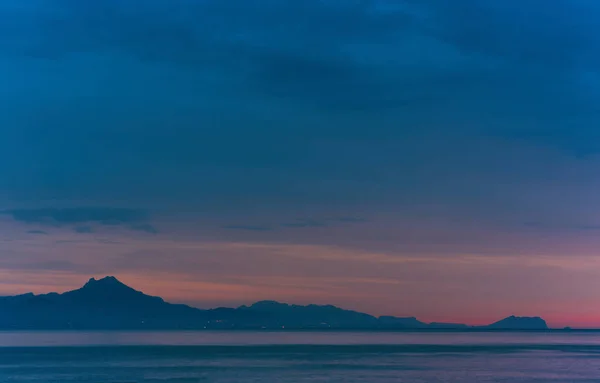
[2,275,572,329]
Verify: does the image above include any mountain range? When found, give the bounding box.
[0,276,549,330]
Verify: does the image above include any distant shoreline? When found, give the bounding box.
[0,328,589,333]
[0,277,555,331]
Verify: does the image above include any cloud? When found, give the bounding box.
[524,222,600,232]
[278,217,370,228]
[0,1,598,250]
[414,0,600,68]
[130,224,159,234]
[4,0,595,120]
[74,226,93,234]
[281,219,327,228]
[223,217,365,231]
[96,239,123,245]
[2,207,147,225]
[3,207,156,234]
[26,230,48,235]
[0,0,598,214]
[222,225,273,232]
[332,217,369,224]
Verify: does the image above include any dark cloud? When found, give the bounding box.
[2,207,147,225]
[74,226,93,234]
[96,239,123,245]
[222,225,273,232]
[279,217,369,229]
[281,219,327,229]
[26,230,48,235]
[54,240,87,244]
[413,0,600,69]
[130,224,159,234]
[524,222,600,232]
[0,0,598,229]
[333,217,369,223]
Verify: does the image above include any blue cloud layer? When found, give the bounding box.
[0,0,598,226]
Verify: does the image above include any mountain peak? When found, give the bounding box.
[65,276,168,306]
[81,276,132,291]
[251,300,287,308]
[486,315,548,330]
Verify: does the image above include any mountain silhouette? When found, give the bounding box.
[0,276,202,329]
[0,277,549,330]
[483,315,548,330]
[238,301,380,328]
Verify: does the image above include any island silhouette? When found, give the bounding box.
[0,276,549,330]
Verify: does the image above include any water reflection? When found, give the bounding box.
[1,330,598,347]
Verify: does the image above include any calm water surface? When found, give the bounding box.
[1,331,600,382]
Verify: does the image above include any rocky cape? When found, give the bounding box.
[0,276,549,330]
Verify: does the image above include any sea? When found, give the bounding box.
[1,331,600,382]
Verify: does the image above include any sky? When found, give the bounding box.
[1,0,600,328]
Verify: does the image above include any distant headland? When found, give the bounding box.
[0,276,550,330]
